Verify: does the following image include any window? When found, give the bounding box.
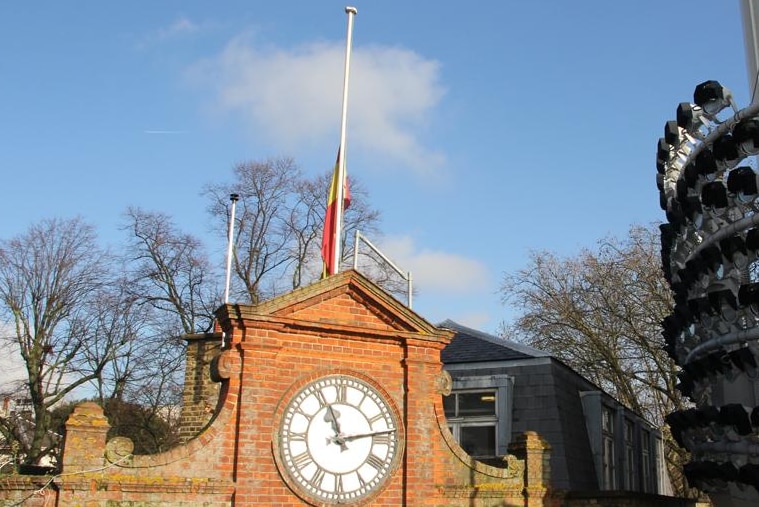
[444,390,497,458]
[442,374,514,458]
[602,406,615,489]
[641,430,652,493]
[624,419,635,490]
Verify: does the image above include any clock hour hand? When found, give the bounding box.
[324,405,348,451]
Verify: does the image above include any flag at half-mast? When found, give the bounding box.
[321,6,357,278]
[321,150,351,277]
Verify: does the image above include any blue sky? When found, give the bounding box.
[0,2,751,333]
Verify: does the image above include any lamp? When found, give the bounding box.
[751,405,759,427]
[739,281,759,315]
[739,463,759,490]
[677,370,695,397]
[688,297,713,320]
[732,348,758,378]
[681,196,703,225]
[687,256,708,280]
[684,460,726,490]
[657,137,671,172]
[699,245,723,274]
[708,279,739,314]
[701,182,728,208]
[727,166,759,202]
[662,314,683,340]
[701,353,731,377]
[676,178,690,203]
[695,150,719,179]
[675,303,693,326]
[684,162,700,187]
[694,80,738,117]
[677,102,707,133]
[701,405,721,425]
[660,223,674,253]
[683,359,708,382]
[720,236,747,262]
[733,118,759,155]
[719,404,752,435]
[747,229,759,252]
[666,198,686,228]
[665,120,681,145]
[718,462,740,483]
[712,134,741,166]
[657,154,667,174]
[677,267,695,290]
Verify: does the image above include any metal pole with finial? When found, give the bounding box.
[224,193,239,304]
[332,6,357,275]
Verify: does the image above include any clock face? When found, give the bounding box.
[277,374,402,505]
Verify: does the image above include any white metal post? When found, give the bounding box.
[224,193,239,304]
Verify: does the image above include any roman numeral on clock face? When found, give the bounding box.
[312,388,328,406]
[365,453,386,471]
[372,432,392,445]
[336,383,347,403]
[335,473,345,494]
[286,430,306,443]
[292,451,314,469]
[309,466,326,488]
[367,412,385,425]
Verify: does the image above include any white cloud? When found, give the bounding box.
[377,235,490,294]
[451,311,494,331]
[188,35,446,175]
[159,17,200,39]
[138,16,201,48]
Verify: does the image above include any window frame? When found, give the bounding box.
[443,375,514,458]
[601,405,616,490]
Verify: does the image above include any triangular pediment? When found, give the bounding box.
[221,270,450,344]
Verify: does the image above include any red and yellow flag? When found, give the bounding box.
[321,151,351,277]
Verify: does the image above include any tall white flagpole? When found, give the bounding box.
[332,6,357,274]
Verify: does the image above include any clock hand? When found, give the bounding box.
[338,428,396,442]
[324,405,342,434]
[324,405,348,451]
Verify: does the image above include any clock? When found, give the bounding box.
[275,373,403,505]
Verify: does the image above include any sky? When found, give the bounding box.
[0,2,753,334]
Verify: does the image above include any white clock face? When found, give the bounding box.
[278,374,401,504]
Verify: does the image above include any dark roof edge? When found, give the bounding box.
[438,319,551,358]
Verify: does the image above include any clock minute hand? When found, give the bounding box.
[339,428,396,442]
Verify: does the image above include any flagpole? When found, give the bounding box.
[332,6,357,274]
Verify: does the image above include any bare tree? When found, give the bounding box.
[205,157,381,304]
[499,224,690,495]
[0,218,127,464]
[123,207,219,334]
[119,208,220,443]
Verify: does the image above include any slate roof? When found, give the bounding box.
[438,319,551,364]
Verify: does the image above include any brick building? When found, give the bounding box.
[0,270,695,506]
[0,270,551,506]
[439,320,669,495]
